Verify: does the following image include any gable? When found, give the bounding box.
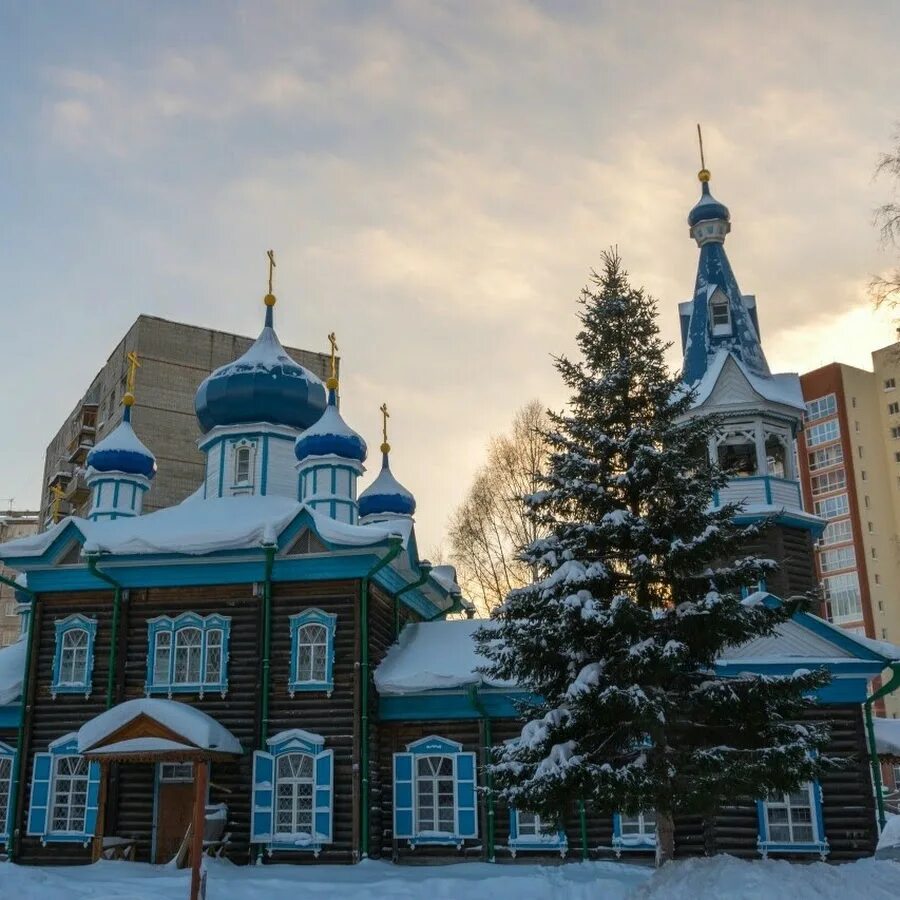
[703,355,761,408]
[724,618,858,661]
[57,541,83,565]
[285,527,327,555]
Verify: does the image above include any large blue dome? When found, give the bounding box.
[688,179,730,227]
[359,452,416,518]
[195,313,327,435]
[296,395,367,463]
[86,410,157,480]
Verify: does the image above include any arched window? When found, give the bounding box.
[416,755,455,834]
[146,613,231,697]
[392,736,478,846]
[251,729,334,853]
[296,624,328,683]
[289,609,337,695]
[51,615,97,697]
[59,630,89,685]
[235,446,251,484]
[174,627,202,684]
[275,752,314,838]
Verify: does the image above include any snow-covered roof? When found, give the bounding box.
[86,414,157,481]
[359,453,416,519]
[295,399,367,463]
[688,349,805,411]
[430,565,462,595]
[0,494,414,560]
[376,608,896,698]
[375,619,513,694]
[77,698,242,755]
[0,637,26,706]
[874,717,900,757]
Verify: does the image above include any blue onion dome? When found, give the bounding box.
[194,295,327,435]
[86,397,157,480]
[359,443,416,518]
[295,388,367,463]
[687,170,730,227]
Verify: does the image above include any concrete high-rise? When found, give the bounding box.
[40,315,331,525]
[799,345,900,717]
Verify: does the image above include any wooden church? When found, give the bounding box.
[0,165,896,870]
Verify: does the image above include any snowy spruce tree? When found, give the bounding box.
[477,251,830,864]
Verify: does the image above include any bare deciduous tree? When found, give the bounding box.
[871,132,900,308]
[447,400,547,614]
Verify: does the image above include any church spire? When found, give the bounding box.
[680,136,769,385]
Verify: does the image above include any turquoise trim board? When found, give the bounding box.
[288,609,337,696]
[50,614,97,698]
[145,612,231,697]
[508,807,567,855]
[0,707,21,728]
[251,729,334,854]
[379,691,539,722]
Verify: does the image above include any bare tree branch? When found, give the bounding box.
[447,400,549,615]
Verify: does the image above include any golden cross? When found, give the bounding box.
[328,332,338,383]
[125,351,141,396]
[697,123,706,171]
[50,484,65,523]
[267,249,276,295]
[380,402,390,446]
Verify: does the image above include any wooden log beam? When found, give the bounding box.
[189,760,208,900]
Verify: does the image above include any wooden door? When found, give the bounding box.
[155,766,196,864]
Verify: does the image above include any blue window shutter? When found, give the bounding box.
[314,749,334,843]
[83,761,101,835]
[27,753,52,837]
[393,753,414,839]
[251,751,275,843]
[509,808,519,841]
[455,752,478,838]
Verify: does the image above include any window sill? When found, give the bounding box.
[758,840,828,858]
[145,683,228,698]
[51,684,92,697]
[288,682,333,697]
[41,832,92,845]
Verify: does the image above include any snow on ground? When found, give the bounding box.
[0,856,897,900]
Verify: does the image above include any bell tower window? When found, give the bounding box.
[710,295,732,336]
[235,447,251,483]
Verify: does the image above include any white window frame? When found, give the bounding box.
[814,493,849,519]
[806,419,840,448]
[810,469,846,496]
[709,293,732,335]
[818,545,856,573]
[415,754,456,836]
[273,752,315,840]
[808,444,843,472]
[49,755,90,836]
[822,572,863,623]
[805,394,837,422]
[0,743,14,843]
[757,783,828,859]
[145,613,231,698]
[51,614,97,698]
[819,518,852,547]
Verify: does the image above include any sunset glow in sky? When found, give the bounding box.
[2,1,899,551]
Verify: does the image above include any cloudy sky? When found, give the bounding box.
[2,1,899,552]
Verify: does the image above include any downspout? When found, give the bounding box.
[359,537,403,859]
[392,563,431,638]
[426,592,466,622]
[467,684,495,862]
[0,572,35,862]
[86,554,124,710]
[253,543,276,866]
[864,661,900,830]
[258,544,276,749]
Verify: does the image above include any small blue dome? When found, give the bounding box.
[359,452,416,518]
[195,310,327,435]
[86,410,157,480]
[295,394,367,463]
[688,180,730,227]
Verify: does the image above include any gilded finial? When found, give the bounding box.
[697,123,710,182]
[264,249,277,307]
[326,332,339,391]
[50,483,65,524]
[380,402,390,455]
[124,351,140,407]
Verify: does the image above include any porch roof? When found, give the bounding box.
[77,698,242,762]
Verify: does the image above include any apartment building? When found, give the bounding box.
[0,509,38,645]
[799,348,900,717]
[40,315,330,525]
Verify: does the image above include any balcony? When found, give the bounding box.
[712,475,803,513]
